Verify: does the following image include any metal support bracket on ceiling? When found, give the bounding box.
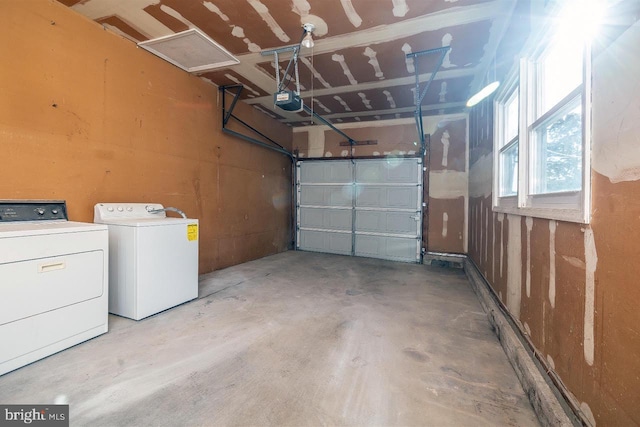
[219,84,294,161]
[406,46,451,155]
[301,104,356,148]
[261,45,301,94]
[261,45,358,154]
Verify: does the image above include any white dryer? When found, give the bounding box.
[94,203,199,320]
[0,200,109,376]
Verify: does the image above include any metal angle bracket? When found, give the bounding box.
[406,46,451,155]
[219,84,294,160]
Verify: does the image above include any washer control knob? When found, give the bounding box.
[107,207,114,212]
[126,207,133,212]
[52,209,59,214]
[36,208,45,215]
[117,206,124,212]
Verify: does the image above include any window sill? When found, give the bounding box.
[492,203,589,224]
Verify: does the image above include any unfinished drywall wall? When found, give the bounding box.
[468,16,640,427]
[425,116,467,253]
[0,0,292,273]
[292,115,467,253]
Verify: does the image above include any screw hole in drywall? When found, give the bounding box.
[52,104,57,108]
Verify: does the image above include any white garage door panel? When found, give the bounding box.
[300,207,352,231]
[300,161,352,183]
[355,235,419,262]
[355,210,418,235]
[356,159,421,183]
[299,185,353,207]
[297,158,422,263]
[356,186,419,209]
[299,230,352,255]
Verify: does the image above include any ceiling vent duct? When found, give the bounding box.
[137,28,239,73]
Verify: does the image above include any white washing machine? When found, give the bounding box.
[94,203,199,320]
[0,200,109,376]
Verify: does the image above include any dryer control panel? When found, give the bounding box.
[94,203,165,221]
[0,200,68,222]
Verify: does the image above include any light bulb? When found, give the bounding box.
[301,33,314,48]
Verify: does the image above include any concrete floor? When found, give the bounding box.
[0,251,540,426]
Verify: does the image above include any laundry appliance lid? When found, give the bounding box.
[96,217,196,227]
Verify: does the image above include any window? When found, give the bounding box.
[530,93,582,195]
[493,0,596,223]
[497,87,519,198]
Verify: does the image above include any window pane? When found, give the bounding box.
[539,40,583,117]
[531,100,582,194]
[505,92,519,143]
[500,143,518,197]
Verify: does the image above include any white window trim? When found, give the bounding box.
[492,69,519,212]
[492,10,592,224]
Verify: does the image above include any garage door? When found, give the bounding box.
[297,158,423,263]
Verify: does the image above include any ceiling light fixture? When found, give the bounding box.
[467,54,500,108]
[466,81,500,107]
[301,23,315,48]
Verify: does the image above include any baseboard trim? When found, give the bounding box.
[462,257,582,427]
[424,251,465,268]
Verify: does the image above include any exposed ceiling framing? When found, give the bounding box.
[59,0,518,127]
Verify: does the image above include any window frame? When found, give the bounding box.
[492,8,592,224]
[493,71,520,211]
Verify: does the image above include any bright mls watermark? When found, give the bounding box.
[0,405,68,427]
